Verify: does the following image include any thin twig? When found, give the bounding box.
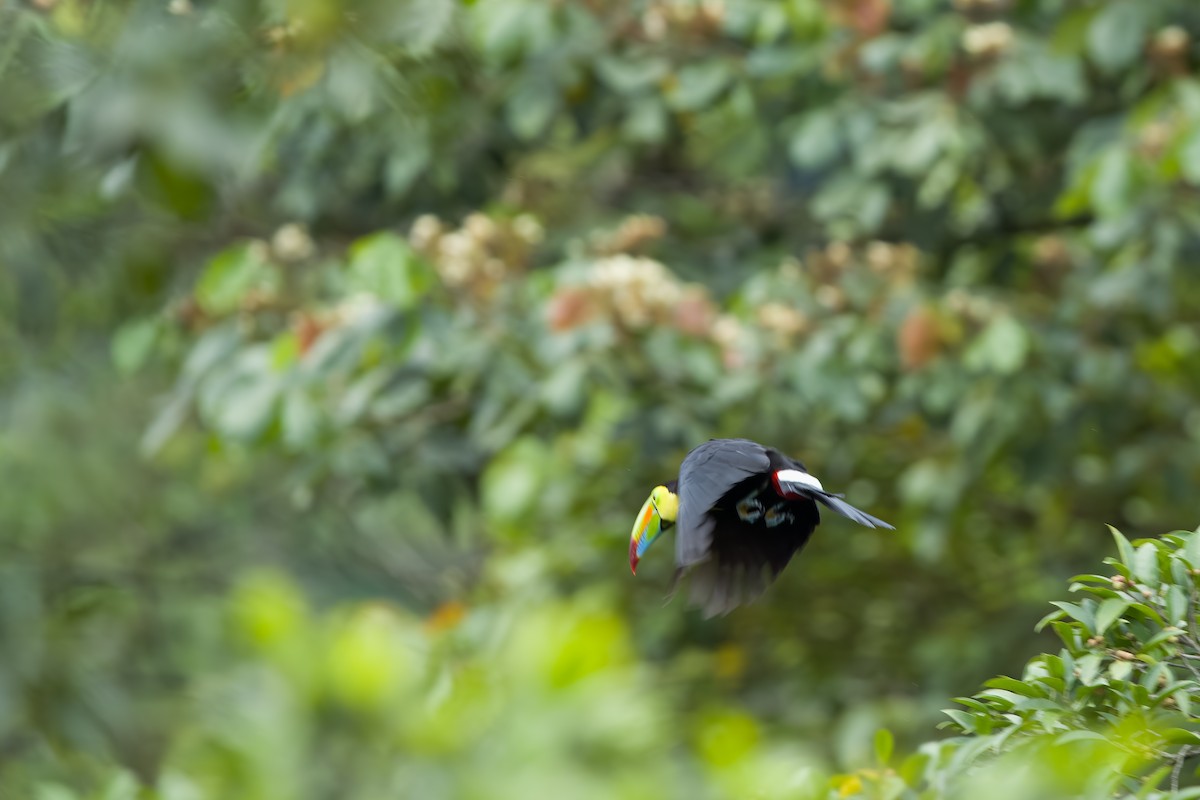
[1172,745,1197,791]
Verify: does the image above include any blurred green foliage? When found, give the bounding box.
[4,0,1200,796]
[835,527,1200,800]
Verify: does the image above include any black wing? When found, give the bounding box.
[675,438,771,568]
[675,477,820,617]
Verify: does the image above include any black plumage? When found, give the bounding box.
[669,438,892,616]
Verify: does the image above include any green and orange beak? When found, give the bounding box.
[629,485,678,574]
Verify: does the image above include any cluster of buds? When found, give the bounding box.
[1110,573,1156,600]
[1136,118,1177,161]
[756,302,811,341]
[271,223,315,263]
[639,0,725,42]
[709,183,776,226]
[1149,26,1190,77]
[546,255,717,338]
[263,18,308,50]
[746,259,812,348]
[943,288,999,325]
[711,314,747,369]
[805,239,919,285]
[589,214,668,256]
[1031,235,1072,272]
[409,212,544,305]
[962,21,1015,61]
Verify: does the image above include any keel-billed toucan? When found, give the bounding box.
[629,438,893,616]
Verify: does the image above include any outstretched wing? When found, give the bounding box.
[675,439,771,568]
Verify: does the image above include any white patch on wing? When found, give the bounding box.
[775,469,823,492]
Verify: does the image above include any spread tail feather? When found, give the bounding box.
[774,473,895,530]
[814,492,894,529]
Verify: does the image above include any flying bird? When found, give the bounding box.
[629,438,893,616]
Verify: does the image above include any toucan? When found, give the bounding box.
[629,438,893,616]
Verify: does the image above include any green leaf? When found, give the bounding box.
[1090,147,1132,217]
[1034,675,1065,693]
[1142,628,1183,650]
[1050,601,1095,632]
[898,751,930,787]
[1184,532,1200,570]
[788,110,840,169]
[140,389,191,458]
[964,315,1029,375]
[1180,129,1200,185]
[595,55,669,94]
[667,61,731,112]
[1068,574,1116,585]
[196,242,275,315]
[1087,1,1149,74]
[1055,730,1109,745]
[197,346,282,442]
[480,437,547,531]
[1049,620,1081,648]
[507,79,558,141]
[335,368,393,426]
[1110,526,1136,569]
[1161,728,1200,745]
[111,316,160,375]
[1126,602,1165,625]
[385,137,431,196]
[1075,653,1102,686]
[1108,659,1132,681]
[984,676,1047,698]
[623,95,668,144]
[99,769,139,800]
[874,728,893,767]
[1071,584,1122,600]
[941,709,977,732]
[282,390,322,450]
[812,175,892,234]
[954,696,991,713]
[1094,597,1130,634]
[1035,608,1066,632]
[978,688,1021,709]
[346,233,431,310]
[1172,558,1192,588]
[1165,585,1188,624]
[1133,542,1161,586]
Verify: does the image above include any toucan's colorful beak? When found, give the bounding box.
[629,494,662,575]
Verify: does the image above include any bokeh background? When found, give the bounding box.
[3,0,1200,797]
